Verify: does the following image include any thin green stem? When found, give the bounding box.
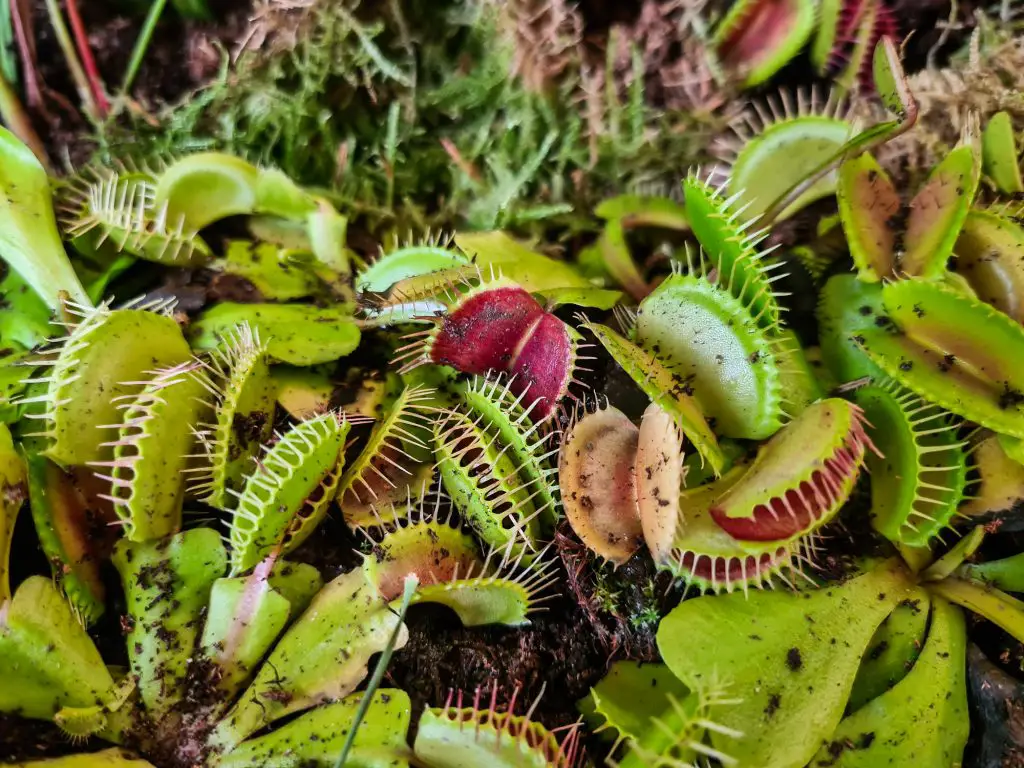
[120,0,167,100]
[42,0,97,120]
[333,575,418,768]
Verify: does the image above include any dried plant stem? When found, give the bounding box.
[63,0,108,116]
[41,0,99,120]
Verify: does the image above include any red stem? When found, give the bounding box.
[9,0,43,111]
[63,0,108,116]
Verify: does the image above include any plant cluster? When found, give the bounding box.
[0,0,1022,765]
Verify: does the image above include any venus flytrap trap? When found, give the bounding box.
[581,661,741,768]
[18,298,191,468]
[413,685,584,768]
[89,361,209,542]
[336,382,437,529]
[57,170,212,268]
[953,207,1024,323]
[836,119,981,281]
[579,319,725,475]
[360,498,558,627]
[633,262,788,441]
[186,323,276,510]
[712,0,816,88]
[226,411,350,575]
[433,407,544,560]
[854,278,1024,437]
[393,275,581,421]
[854,379,970,547]
[715,87,856,221]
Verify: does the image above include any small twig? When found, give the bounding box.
[926,0,959,70]
[119,0,166,102]
[64,0,108,116]
[42,0,99,120]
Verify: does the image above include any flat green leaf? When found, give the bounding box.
[209,569,406,751]
[847,590,930,712]
[812,596,968,767]
[0,576,115,721]
[111,529,227,719]
[657,559,912,768]
[929,576,1024,643]
[837,153,899,282]
[902,142,981,278]
[959,552,1024,593]
[218,690,411,768]
[190,303,360,366]
[0,127,89,310]
[981,111,1022,194]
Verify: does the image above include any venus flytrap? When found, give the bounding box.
[89,361,209,542]
[0,127,90,311]
[17,299,191,468]
[336,382,437,529]
[226,411,350,575]
[187,323,276,510]
[58,170,212,267]
[361,499,558,627]
[394,275,581,421]
[413,685,584,768]
[837,120,981,281]
[716,87,856,221]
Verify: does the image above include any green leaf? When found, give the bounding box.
[0,576,116,721]
[581,661,689,746]
[209,569,406,751]
[455,230,591,292]
[200,568,300,701]
[657,559,912,768]
[0,748,154,766]
[812,596,968,767]
[847,590,930,712]
[922,526,985,582]
[111,528,227,718]
[929,576,1024,644]
[595,195,689,230]
[837,153,899,282]
[981,111,1022,194]
[959,552,1024,593]
[213,241,320,301]
[218,690,412,768]
[0,127,89,310]
[535,286,622,310]
[190,303,360,366]
[0,423,22,604]
[595,219,649,301]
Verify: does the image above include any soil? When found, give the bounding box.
[1,0,1010,765]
